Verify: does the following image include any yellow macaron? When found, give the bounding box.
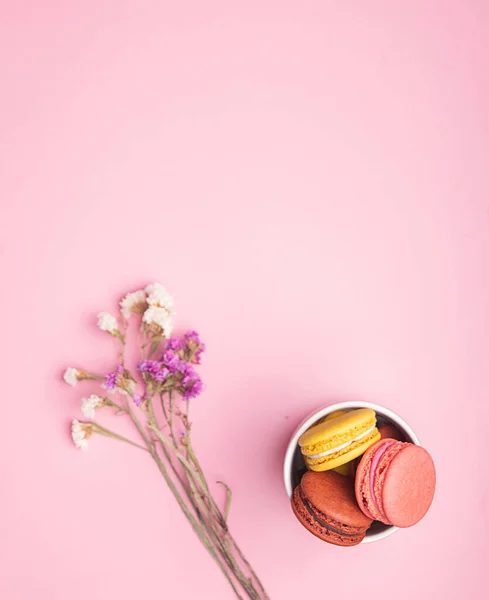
[318,410,348,424]
[320,410,357,474]
[298,408,381,472]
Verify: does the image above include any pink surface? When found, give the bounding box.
[1,2,488,599]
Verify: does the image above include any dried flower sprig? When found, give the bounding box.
[64,283,269,600]
[63,367,104,387]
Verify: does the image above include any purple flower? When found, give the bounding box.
[184,330,200,343]
[182,377,204,399]
[133,393,142,407]
[166,337,183,351]
[162,331,206,364]
[105,365,124,390]
[183,330,206,364]
[178,363,204,399]
[161,349,182,374]
[137,360,161,375]
[194,348,205,364]
[153,367,170,382]
[137,360,170,382]
[180,363,194,386]
[176,359,188,373]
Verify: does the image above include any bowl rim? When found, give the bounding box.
[283,400,420,544]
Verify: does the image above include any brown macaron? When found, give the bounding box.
[378,424,404,441]
[291,471,372,546]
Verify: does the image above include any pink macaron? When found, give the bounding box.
[355,438,436,527]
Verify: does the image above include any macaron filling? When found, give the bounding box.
[307,424,377,460]
[369,440,395,512]
[299,487,359,538]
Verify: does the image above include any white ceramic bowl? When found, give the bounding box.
[283,401,420,543]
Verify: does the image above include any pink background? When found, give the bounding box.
[1,2,488,599]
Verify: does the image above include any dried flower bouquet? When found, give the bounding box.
[64,283,269,600]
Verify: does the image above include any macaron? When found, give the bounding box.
[378,423,404,441]
[320,411,353,476]
[355,439,436,527]
[345,424,403,477]
[315,410,348,427]
[298,408,381,472]
[323,410,348,422]
[291,471,373,546]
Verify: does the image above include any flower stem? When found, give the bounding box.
[125,403,245,599]
[148,424,262,599]
[91,423,148,452]
[185,436,269,598]
[148,398,201,518]
[217,481,232,522]
[118,395,268,599]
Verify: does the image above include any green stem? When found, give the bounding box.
[105,399,125,413]
[160,393,169,424]
[126,403,245,599]
[187,442,227,528]
[168,390,176,444]
[186,438,268,598]
[185,398,190,459]
[148,398,201,518]
[166,391,268,598]
[91,423,148,452]
[148,339,160,358]
[166,391,201,506]
[165,391,205,514]
[148,425,260,599]
[161,394,213,521]
[217,481,232,522]
[171,396,266,597]
[80,372,105,382]
[171,393,222,523]
[128,396,267,599]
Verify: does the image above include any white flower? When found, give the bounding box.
[120,289,147,319]
[143,283,175,337]
[97,312,119,334]
[81,395,104,419]
[63,367,80,387]
[145,283,175,313]
[143,305,173,336]
[71,419,92,450]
